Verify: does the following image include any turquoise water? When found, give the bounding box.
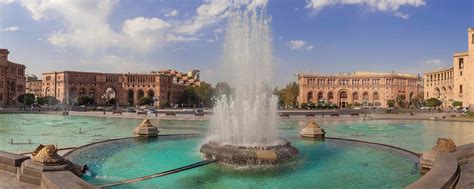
[0,113,207,153]
[1,113,474,153]
[67,136,419,189]
[2,113,473,188]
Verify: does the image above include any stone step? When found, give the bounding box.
[17,172,41,186]
[0,163,19,174]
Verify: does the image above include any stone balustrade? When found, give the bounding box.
[0,151,29,175]
[406,153,460,189]
[41,171,97,189]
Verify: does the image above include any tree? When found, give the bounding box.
[425,98,442,107]
[159,99,170,108]
[138,97,152,106]
[194,82,214,107]
[37,96,59,106]
[276,82,299,108]
[17,93,35,106]
[107,98,117,106]
[452,101,462,108]
[180,86,199,107]
[386,99,395,108]
[75,96,94,106]
[396,94,407,108]
[36,97,47,105]
[411,94,424,108]
[214,82,233,98]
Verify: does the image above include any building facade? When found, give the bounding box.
[25,74,43,97]
[41,71,189,107]
[154,69,201,86]
[424,28,474,109]
[0,49,26,107]
[298,72,422,108]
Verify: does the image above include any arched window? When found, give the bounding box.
[459,58,464,69]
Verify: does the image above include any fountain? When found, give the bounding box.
[200,4,298,166]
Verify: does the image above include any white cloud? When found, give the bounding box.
[176,0,231,35]
[305,0,425,19]
[1,26,19,31]
[176,0,268,35]
[13,0,269,52]
[165,9,179,17]
[15,0,177,52]
[0,0,14,4]
[425,59,443,66]
[166,34,200,42]
[394,11,410,19]
[290,40,313,51]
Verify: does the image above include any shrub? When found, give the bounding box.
[138,97,153,106]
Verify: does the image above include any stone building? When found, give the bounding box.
[0,49,26,107]
[154,69,201,86]
[25,74,43,97]
[424,28,474,109]
[41,70,189,107]
[298,71,422,108]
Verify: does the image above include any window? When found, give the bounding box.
[472,34,474,44]
[459,58,464,69]
[460,71,463,76]
[460,85,463,94]
[426,92,429,97]
[46,76,51,81]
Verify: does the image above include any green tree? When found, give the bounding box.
[396,94,407,108]
[107,98,117,106]
[159,99,170,108]
[353,102,362,107]
[17,93,35,106]
[194,82,214,107]
[138,97,153,106]
[425,98,442,107]
[452,101,462,108]
[386,99,395,108]
[214,82,233,98]
[411,94,424,108]
[36,96,47,105]
[277,82,299,108]
[37,96,59,106]
[180,86,199,107]
[75,96,94,106]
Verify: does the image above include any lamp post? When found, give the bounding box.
[153,96,159,116]
[319,98,325,118]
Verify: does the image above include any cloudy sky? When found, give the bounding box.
[0,0,473,87]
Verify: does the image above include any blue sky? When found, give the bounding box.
[0,0,473,87]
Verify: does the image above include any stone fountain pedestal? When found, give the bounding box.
[300,121,326,139]
[17,144,86,186]
[200,139,299,166]
[420,138,456,174]
[133,119,159,137]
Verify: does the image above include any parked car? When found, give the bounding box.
[353,107,362,110]
[96,106,104,111]
[147,108,158,115]
[459,107,470,114]
[194,109,205,116]
[419,106,430,110]
[126,108,136,113]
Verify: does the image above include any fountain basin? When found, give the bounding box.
[200,139,299,166]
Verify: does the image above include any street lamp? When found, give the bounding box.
[319,98,326,118]
[153,96,159,116]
